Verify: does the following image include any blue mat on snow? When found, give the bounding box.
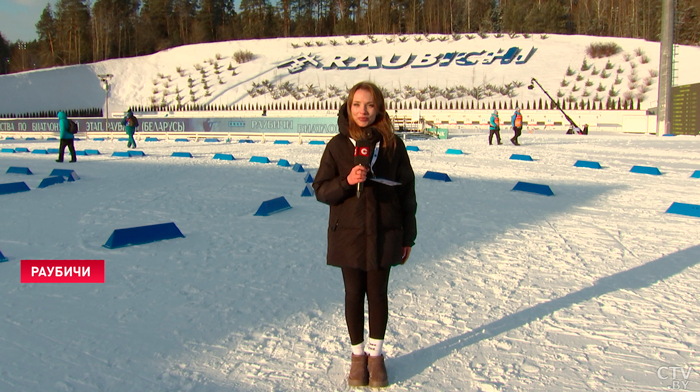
[38,176,65,188]
[254,197,292,216]
[250,156,270,163]
[666,202,700,218]
[0,182,31,195]
[510,154,534,161]
[50,169,79,181]
[301,184,314,197]
[574,160,602,169]
[213,153,234,161]
[6,167,33,175]
[511,181,554,196]
[103,222,185,249]
[423,171,451,182]
[630,165,661,175]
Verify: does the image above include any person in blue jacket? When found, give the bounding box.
[121,110,139,148]
[488,109,502,145]
[511,107,523,145]
[56,111,76,162]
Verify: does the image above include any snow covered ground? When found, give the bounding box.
[1,130,699,391]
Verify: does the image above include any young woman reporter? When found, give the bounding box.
[312,81,417,388]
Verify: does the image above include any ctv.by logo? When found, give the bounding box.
[657,366,695,390]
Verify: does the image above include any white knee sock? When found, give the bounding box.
[351,342,365,356]
[366,338,383,357]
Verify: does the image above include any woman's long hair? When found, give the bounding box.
[346,81,396,152]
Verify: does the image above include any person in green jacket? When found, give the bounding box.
[56,111,76,162]
[510,107,523,145]
[121,110,139,148]
[488,109,502,145]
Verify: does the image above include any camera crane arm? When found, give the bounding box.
[528,78,579,129]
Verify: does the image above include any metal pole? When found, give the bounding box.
[656,0,675,136]
[97,74,113,132]
[105,82,109,132]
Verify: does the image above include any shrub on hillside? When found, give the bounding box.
[580,58,592,71]
[586,42,622,58]
[233,50,255,63]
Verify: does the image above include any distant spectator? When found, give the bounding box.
[56,111,76,163]
[510,107,523,145]
[262,107,267,116]
[121,110,139,149]
[583,124,589,135]
[489,109,502,145]
[202,118,213,132]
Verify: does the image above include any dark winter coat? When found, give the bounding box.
[313,104,417,271]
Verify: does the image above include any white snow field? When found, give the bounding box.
[1,130,699,391]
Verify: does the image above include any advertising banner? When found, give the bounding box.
[0,116,339,134]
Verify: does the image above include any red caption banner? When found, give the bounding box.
[21,260,105,283]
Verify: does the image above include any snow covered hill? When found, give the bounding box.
[1,34,699,117]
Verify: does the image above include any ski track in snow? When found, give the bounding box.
[0,131,699,391]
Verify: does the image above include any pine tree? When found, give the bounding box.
[54,0,92,65]
[35,4,58,67]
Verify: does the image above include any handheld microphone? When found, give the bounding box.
[354,139,372,198]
